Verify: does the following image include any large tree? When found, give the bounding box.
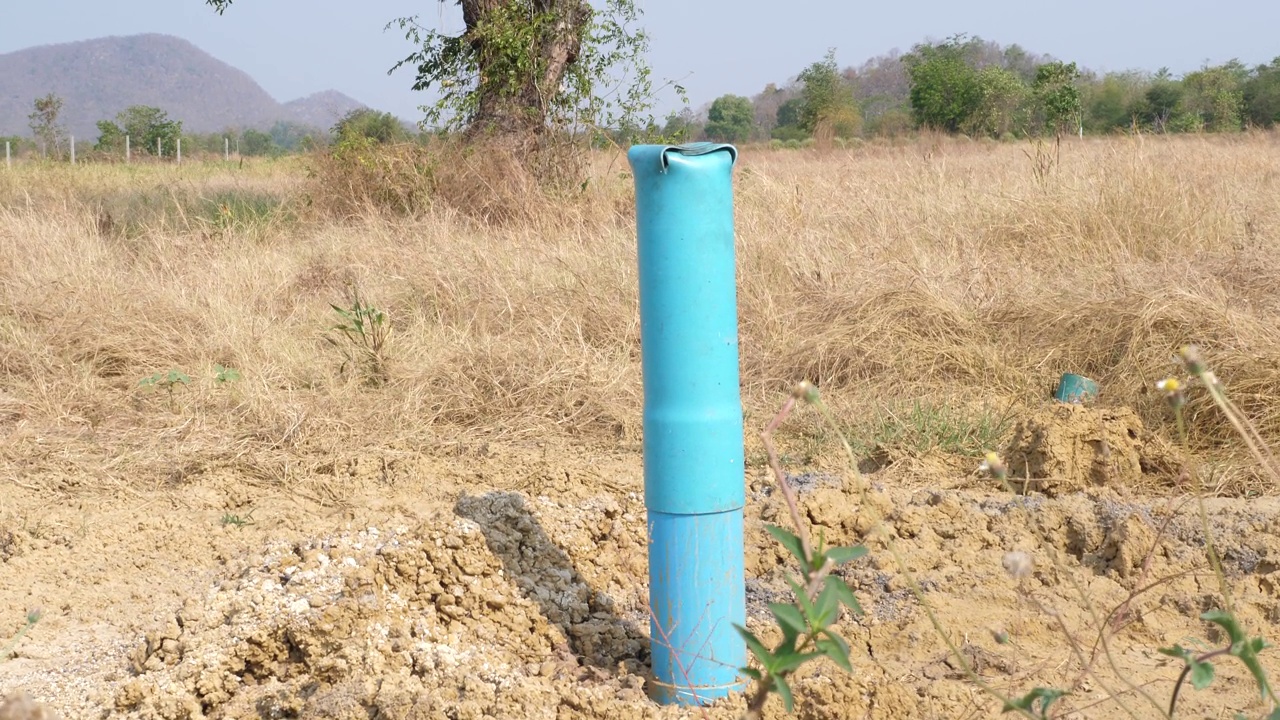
[206,0,665,148]
[903,37,983,132]
[796,50,861,145]
[1032,61,1081,137]
[703,94,754,143]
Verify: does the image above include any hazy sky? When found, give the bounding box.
[3,0,1279,123]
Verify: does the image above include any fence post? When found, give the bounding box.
[126,134,131,163]
[177,138,182,164]
[629,142,746,706]
[5,141,9,169]
[70,135,75,165]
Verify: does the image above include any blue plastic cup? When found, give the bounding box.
[1055,373,1099,404]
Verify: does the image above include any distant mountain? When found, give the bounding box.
[0,34,372,138]
[282,90,368,132]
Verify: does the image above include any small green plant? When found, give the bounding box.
[1001,687,1067,719]
[325,289,391,386]
[213,364,241,384]
[220,509,255,528]
[739,382,867,717]
[1159,610,1274,717]
[139,368,191,408]
[2,608,42,662]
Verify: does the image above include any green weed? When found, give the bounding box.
[220,509,255,528]
[213,364,241,384]
[139,368,191,409]
[1,608,42,662]
[325,289,391,386]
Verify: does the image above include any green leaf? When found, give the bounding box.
[1202,609,1245,644]
[770,650,823,675]
[814,578,841,627]
[826,545,868,566]
[1189,659,1215,690]
[1002,687,1066,717]
[735,625,772,666]
[770,603,807,637]
[1240,652,1271,699]
[1265,708,1280,720]
[766,525,807,566]
[817,631,852,672]
[739,667,761,681]
[1158,644,1192,660]
[1204,609,1271,697]
[786,576,814,618]
[823,576,863,615]
[774,675,795,713]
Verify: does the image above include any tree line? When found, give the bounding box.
[1,93,369,161]
[673,34,1280,145]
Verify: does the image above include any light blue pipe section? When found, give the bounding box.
[629,142,746,705]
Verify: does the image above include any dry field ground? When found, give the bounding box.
[3,133,1280,719]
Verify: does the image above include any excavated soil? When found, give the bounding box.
[4,407,1280,719]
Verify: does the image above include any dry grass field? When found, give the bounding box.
[3,133,1280,719]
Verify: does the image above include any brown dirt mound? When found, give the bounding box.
[1002,403,1182,496]
[111,493,661,719]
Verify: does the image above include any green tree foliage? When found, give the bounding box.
[797,50,861,143]
[1140,72,1185,132]
[1082,71,1147,132]
[967,66,1028,137]
[240,128,275,156]
[776,97,802,128]
[28,93,66,159]
[332,109,409,145]
[94,120,125,153]
[771,95,809,140]
[96,106,183,156]
[1181,61,1247,132]
[1244,58,1280,127]
[1032,61,1082,136]
[903,36,982,132]
[703,94,755,143]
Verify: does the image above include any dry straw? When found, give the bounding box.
[2,133,1279,492]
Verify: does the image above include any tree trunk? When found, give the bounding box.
[460,0,591,144]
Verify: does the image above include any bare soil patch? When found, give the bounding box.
[3,428,1279,719]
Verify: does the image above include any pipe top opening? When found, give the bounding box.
[656,142,737,172]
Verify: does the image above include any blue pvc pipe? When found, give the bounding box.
[629,142,746,705]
